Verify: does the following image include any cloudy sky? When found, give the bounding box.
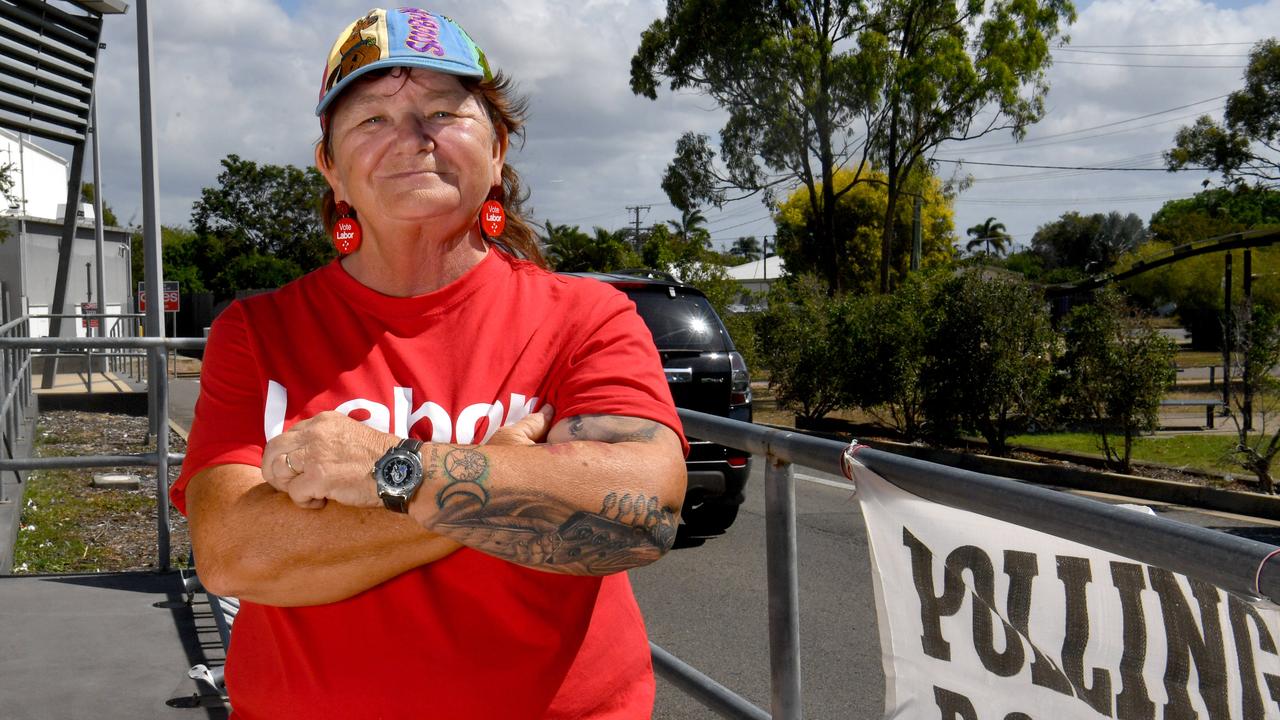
[64,0,1280,255]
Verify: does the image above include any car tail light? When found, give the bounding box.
[730,351,751,405]
[727,456,748,468]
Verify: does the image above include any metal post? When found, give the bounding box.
[0,280,8,500]
[1224,253,1232,410]
[1244,249,1253,432]
[92,96,107,358]
[39,141,87,389]
[764,454,803,720]
[137,0,171,572]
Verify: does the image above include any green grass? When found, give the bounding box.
[1174,351,1226,368]
[1007,431,1255,474]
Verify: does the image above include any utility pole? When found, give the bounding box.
[625,205,651,250]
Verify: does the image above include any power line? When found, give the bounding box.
[1052,59,1245,69]
[955,192,1195,207]
[1066,41,1257,48]
[1055,48,1250,58]
[933,97,1226,157]
[937,158,1201,172]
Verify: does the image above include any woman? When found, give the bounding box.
[171,8,688,718]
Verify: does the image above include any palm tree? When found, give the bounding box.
[667,207,708,246]
[541,220,594,271]
[965,217,1012,258]
[731,236,763,261]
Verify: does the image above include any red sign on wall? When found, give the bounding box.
[80,302,98,329]
[137,281,179,312]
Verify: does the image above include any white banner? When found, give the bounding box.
[847,458,1280,720]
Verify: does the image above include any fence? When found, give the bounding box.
[4,327,1280,719]
[0,325,203,570]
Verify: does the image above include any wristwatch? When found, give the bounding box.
[373,438,425,513]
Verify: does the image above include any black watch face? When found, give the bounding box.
[383,456,416,489]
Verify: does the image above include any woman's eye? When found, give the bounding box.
[431,111,455,119]
[362,115,383,125]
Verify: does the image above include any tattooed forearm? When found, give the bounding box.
[566,415,661,443]
[435,447,489,507]
[427,446,678,574]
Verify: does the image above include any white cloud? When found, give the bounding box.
[50,0,1280,257]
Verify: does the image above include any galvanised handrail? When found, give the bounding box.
[0,328,196,570]
[675,408,1280,720]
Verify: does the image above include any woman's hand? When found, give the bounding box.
[261,407,554,509]
[261,411,395,510]
[485,406,553,447]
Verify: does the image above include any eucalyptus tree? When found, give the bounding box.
[632,0,1075,293]
[1166,39,1280,189]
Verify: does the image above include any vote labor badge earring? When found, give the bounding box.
[332,201,362,255]
[480,190,506,237]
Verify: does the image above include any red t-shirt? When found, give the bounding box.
[171,248,687,719]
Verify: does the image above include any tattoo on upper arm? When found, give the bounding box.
[566,415,661,443]
[429,448,677,574]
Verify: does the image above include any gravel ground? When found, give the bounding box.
[14,410,191,573]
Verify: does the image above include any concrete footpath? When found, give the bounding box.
[0,571,227,719]
[0,372,227,718]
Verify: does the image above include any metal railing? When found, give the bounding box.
[18,312,147,392]
[665,409,1280,720]
[0,330,204,570]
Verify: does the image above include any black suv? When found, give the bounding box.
[571,271,752,535]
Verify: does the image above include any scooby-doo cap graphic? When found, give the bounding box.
[316,7,492,120]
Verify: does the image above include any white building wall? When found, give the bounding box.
[0,128,73,221]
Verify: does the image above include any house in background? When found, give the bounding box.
[0,128,132,339]
[726,255,786,311]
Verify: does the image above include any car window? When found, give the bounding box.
[625,288,729,352]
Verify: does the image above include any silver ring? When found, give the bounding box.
[284,452,301,476]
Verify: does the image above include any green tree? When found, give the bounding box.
[730,236,762,261]
[0,160,13,243]
[632,0,1074,294]
[865,0,1074,292]
[1059,289,1177,472]
[836,275,934,439]
[1149,186,1280,244]
[79,183,120,227]
[541,221,639,272]
[1031,211,1147,275]
[191,154,334,292]
[1118,187,1280,348]
[756,274,849,420]
[667,207,709,246]
[964,217,1011,258]
[773,165,955,294]
[1166,39,1280,188]
[922,270,1054,454]
[1225,304,1280,493]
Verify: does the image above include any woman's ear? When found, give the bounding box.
[315,141,345,200]
[491,124,508,188]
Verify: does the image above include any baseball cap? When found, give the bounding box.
[316,7,492,119]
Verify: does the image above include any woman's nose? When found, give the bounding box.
[393,114,436,151]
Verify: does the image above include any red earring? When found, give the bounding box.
[332,200,362,254]
[480,190,506,237]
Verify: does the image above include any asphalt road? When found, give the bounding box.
[631,460,1280,720]
[632,463,882,720]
